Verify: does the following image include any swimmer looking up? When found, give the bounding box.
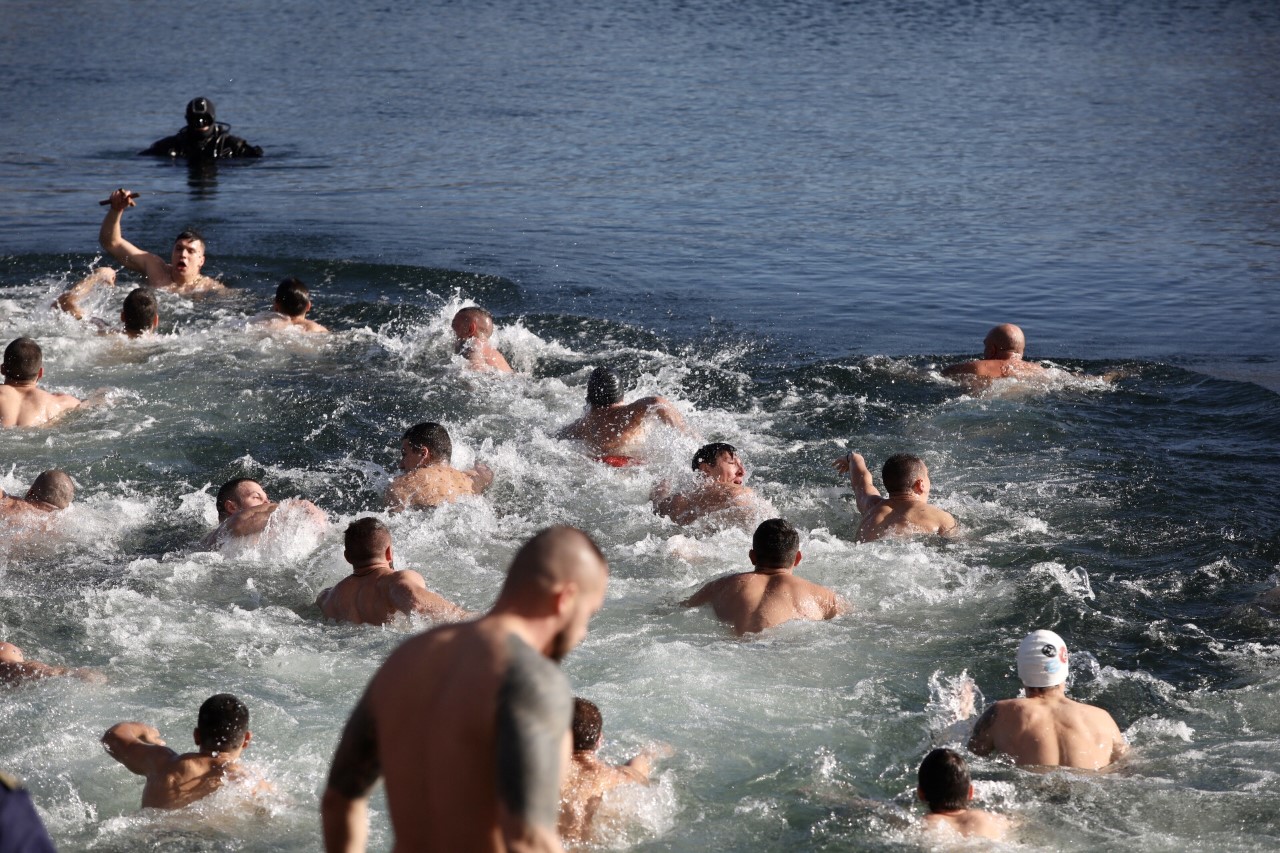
[98,188,227,295]
[651,442,766,527]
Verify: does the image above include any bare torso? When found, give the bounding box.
[385,465,482,510]
[923,808,1010,840]
[969,693,1127,770]
[857,498,957,543]
[560,404,653,456]
[688,571,843,635]
[0,383,81,427]
[140,754,250,810]
[559,754,647,843]
[458,339,513,373]
[317,568,465,625]
[367,620,567,852]
[654,482,759,527]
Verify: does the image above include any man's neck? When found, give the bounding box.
[21,498,58,513]
[1024,685,1067,700]
[886,491,926,504]
[753,565,791,576]
[349,560,393,578]
[2,378,37,389]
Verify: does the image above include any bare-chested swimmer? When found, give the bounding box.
[917,748,1009,840]
[0,338,81,428]
[55,268,162,338]
[317,518,469,625]
[103,693,267,810]
[967,630,1128,770]
[0,470,75,523]
[453,306,513,373]
[322,526,608,853]
[98,188,228,295]
[0,641,104,685]
[682,518,847,635]
[833,452,957,542]
[942,323,1046,385]
[202,477,327,549]
[651,442,767,527]
[559,697,670,844]
[558,366,694,466]
[252,277,328,333]
[384,422,493,511]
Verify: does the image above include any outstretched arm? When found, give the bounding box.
[102,722,177,777]
[388,572,470,622]
[967,704,998,756]
[54,268,116,319]
[98,189,165,279]
[833,452,883,516]
[322,694,381,853]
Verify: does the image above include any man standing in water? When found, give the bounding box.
[967,629,1128,770]
[832,452,958,542]
[317,518,469,625]
[384,422,493,510]
[651,442,766,527]
[202,477,327,549]
[321,526,609,852]
[0,338,82,428]
[98,188,228,295]
[942,323,1045,384]
[682,518,846,634]
[558,366,693,466]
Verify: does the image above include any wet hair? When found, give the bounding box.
[402,422,452,461]
[586,367,623,407]
[752,518,799,568]
[121,288,159,333]
[452,306,494,338]
[275,277,311,317]
[173,229,205,250]
[882,454,927,494]
[27,470,75,509]
[692,442,736,472]
[571,697,603,752]
[344,517,392,564]
[2,338,42,382]
[196,693,249,752]
[917,748,970,812]
[215,477,259,521]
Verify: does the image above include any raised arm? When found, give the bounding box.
[54,267,116,319]
[833,452,883,516]
[496,635,573,853]
[102,722,177,777]
[98,189,165,278]
[322,694,381,853]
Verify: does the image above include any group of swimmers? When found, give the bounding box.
[0,187,1136,849]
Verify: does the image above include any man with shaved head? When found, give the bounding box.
[452,306,513,373]
[0,338,82,428]
[0,470,76,522]
[317,518,469,625]
[942,323,1046,384]
[322,526,609,852]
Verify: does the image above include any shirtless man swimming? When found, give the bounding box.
[202,477,327,549]
[102,694,263,810]
[98,188,227,295]
[317,518,468,625]
[322,526,608,853]
[559,697,668,844]
[0,641,103,685]
[0,338,81,428]
[833,452,958,542]
[916,748,1009,840]
[967,630,1128,770]
[651,442,765,527]
[682,518,846,635]
[942,323,1046,385]
[384,422,494,511]
[0,470,75,522]
[56,269,161,338]
[453,306,512,373]
[253,277,328,333]
[558,366,693,466]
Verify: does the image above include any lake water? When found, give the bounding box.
[2,0,1279,850]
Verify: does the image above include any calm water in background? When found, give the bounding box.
[2,0,1280,850]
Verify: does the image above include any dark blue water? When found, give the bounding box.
[3,1,1280,850]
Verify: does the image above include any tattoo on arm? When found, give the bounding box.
[327,694,382,799]
[495,635,572,832]
[968,704,998,755]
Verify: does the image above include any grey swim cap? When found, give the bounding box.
[586,367,623,407]
[1017,629,1069,688]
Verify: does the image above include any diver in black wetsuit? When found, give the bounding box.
[139,97,263,159]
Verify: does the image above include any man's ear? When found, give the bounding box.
[793,550,803,567]
[37,367,44,381]
[748,549,758,567]
[913,478,927,495]
[224,499,240,516]
[152,314,160,330]
[242,730,252,750]
[193,728,202,748]
[917,787,926,803]
[272,299,283,313]
[385,545,394,564]
[553,581,579,617]
[967,784,974,802]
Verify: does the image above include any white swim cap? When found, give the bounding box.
[1017,630,1069,688]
